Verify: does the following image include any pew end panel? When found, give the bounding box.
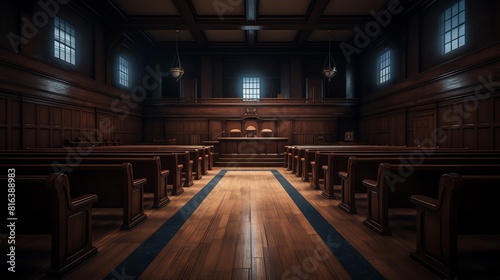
[410,173,500,279]
[363,163,500,236]
[1,174,99,278]
[2,163,149,230]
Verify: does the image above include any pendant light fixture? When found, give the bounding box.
[170,30,184,82]
[322,30,337,82]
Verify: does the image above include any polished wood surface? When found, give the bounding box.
[218,137,288,155]
[5,167,498,279]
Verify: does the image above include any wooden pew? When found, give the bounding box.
[11,145,201,184]
[291,145,401,177]
[306,147,412,188]
[319,150,500,200]
[338,156,500,213]
[0,156,170,208]
[96,145,206,178]
[0,151,186,196]
[117,144,212,175]
[409,173,500,279]
[85,146,197,185]
[1,163,148,230]
[0,173,98,278]
[362,163,500,235]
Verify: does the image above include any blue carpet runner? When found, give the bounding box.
[271,170,384,280]
[106,170,384,279]
[104,170,227,280]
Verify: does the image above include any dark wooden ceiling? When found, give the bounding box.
[86,0,405,50]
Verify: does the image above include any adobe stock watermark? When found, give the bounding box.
[51,63,170,173]
[51,118,113,173]
[110,267,135,280]
[281,234,340,280]
[111,64,170,120]
[7,0,70,54]
[340,0,404,64]
[213,0,243,21]
[383,73,499,191]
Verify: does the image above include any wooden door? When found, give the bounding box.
[412,112,434,147]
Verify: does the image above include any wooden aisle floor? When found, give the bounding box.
[5,167,500,279]
[139,170,350,279]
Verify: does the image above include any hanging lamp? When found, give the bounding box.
[322,30,337,82]
[170,30,184,82]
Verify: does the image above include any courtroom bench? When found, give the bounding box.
[410,173,500,279]
[0,173,98,278]
[0,163,148,230]
[314,149,500,194]
[0,156,170,208]
[337,156,500,213]
[0,151,186,196]
[287,145,405,175]
[91,144,213,178]
[362,163,500,235]
[90,145,206,179]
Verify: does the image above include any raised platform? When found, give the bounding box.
[217,137,288,155]
[215,153,284,167]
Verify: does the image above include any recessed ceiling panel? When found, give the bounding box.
[114,0,179,16]
[324,0,388,15]
[257,30,297,42]
[191,0,245,16]
[147,30,195,42]
[258,0,312,16]
[204,30,246,42]
[308,30,354,42]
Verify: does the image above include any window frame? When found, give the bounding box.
[442,0,466,54]
[377,49,391,85]
[54,16,76,65]
[242,77,260,100]
[118,56,130,88]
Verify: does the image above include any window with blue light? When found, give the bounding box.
[378,49,391,84]
[443,0,465,54]
[54,16,76,65]
[243,77,260,100]
[118,56,129,87]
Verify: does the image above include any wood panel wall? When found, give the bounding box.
[0,1,146,149]
[142,102,356,145]
[359,51,500,148]
[357,0,500,149]
[0,94,142,149]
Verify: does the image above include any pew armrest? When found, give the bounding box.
[363,179,378,190]
[338,171,347,179]
[322,165,328,171]
[410,195,439,211]
[133,178,147,189]
[160,170,169,179]
[310,161,316,166]
[70,194,98,210]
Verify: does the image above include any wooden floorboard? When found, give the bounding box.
[3,167,499,279]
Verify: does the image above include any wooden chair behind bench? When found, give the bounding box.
[410,174,500,279]
[0,173,98,278]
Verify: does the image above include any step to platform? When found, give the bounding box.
[215,153,284,167]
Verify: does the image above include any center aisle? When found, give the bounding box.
[139,170,351,279]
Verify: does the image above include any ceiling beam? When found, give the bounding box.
[107,16,371,31]
[246,0,257,47]
[295,0,331,47]
[172,0,206,48]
